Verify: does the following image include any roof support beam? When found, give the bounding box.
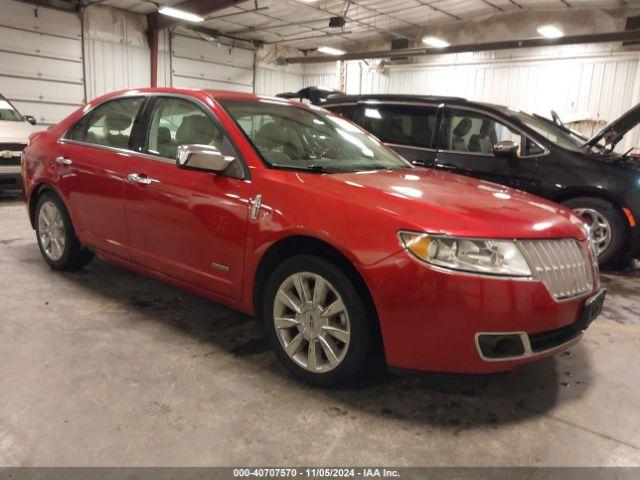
[281,29,640,64]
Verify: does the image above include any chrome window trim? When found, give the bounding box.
[386,142,437,153]
[474,330,583,363]
[442,104,550,159]
[58,138,175,164]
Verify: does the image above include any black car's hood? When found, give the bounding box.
[585,102,640,148]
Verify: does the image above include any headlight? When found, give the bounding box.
[398,231,532,277]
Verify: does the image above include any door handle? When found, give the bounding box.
[55,156,72,165]
[127,173,157,185]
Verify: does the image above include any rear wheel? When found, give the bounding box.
[35,192,93,271]
[563,196,626,266]
[263,255,374,387]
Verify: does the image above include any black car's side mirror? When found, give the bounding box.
[176,144,236,173]
[25,115,37,125]
[493,141,519,167]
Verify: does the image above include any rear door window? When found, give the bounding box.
[67,97,143,149]
[358,104,437,148]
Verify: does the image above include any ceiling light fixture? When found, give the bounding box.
[422,36,450,48]
[537,25,564,38]
[158,6,205,23]
[318,46,346,55]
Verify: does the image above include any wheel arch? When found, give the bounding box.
[252,235,384,357]
[552,186,631,251]
[28,182,59,228]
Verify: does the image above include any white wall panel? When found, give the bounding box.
[254,66,304,96]
[83,6,150,101]
[0,0,83,125]
[171,33,254,92]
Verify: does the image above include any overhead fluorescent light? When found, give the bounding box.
[537,25,564,38]
[158,6,204,23]
[318,46,346,56]
[422,36,450,48]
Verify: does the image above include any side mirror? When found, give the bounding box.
[493,141,519,166]
[25,115,37,126]
[176,144,236,173]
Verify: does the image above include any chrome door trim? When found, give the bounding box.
[386,142,438,153]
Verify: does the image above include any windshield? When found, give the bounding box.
[220,99,411,173]
[510,111,589,152]
[0,97,23,122]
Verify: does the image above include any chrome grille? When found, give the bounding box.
[518,239,594,300]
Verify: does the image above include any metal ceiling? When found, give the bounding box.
[85,0,628,48]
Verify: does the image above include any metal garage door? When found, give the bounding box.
[0,0,83,127]
[171,32,254,93]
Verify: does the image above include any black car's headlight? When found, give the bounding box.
[399,231,532,277]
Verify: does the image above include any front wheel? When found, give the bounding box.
[35,192,94,271]
[263,255,375,387]
[563,196,626,266]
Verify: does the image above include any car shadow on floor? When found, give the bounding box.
[13,242,594,431]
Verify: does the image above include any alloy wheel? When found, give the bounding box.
[572,207,611,256]
[38,201,66,261]
[273,272,350,373]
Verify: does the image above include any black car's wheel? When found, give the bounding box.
[35,192,94,271]
[263,254,375,387]
[563,196,626,266]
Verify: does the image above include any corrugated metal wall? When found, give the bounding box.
[83,6,150,101]
[304,46,640,151]
[171,32,254,92]
[0,0,83,126]
[254,65,304,96]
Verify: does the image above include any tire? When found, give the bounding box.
[562,196,626,266]
[263,254,375,387]
[35,191,94,271]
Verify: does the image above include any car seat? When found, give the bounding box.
[254,122,304,164]
[104,112,133,149]
[469,119,495,154]
[451,117,472,151]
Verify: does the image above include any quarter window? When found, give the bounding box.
[446,110,522,154]
[67,97,143,149]
[145,97,227,160]
[359,104,437,148]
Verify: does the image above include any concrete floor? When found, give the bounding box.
[1,192,639,467]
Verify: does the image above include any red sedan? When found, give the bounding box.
[21,88,604,386]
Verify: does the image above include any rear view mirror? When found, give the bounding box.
[176,144,236,173]
[25,115,36,125]
[493,141,519,166]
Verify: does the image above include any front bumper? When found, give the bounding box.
[364,250,599,374]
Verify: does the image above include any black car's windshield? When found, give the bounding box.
[220,99,411,173]
[0,96,22,122]
[510,111,590,152]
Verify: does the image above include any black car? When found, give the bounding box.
[279,88,640,265]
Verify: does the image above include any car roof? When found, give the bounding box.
[321,93,468,105]
[96,87,306,105]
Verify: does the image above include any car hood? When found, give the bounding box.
[308,169,587,240]
[585,102,640,149]
[0,120,39,143]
